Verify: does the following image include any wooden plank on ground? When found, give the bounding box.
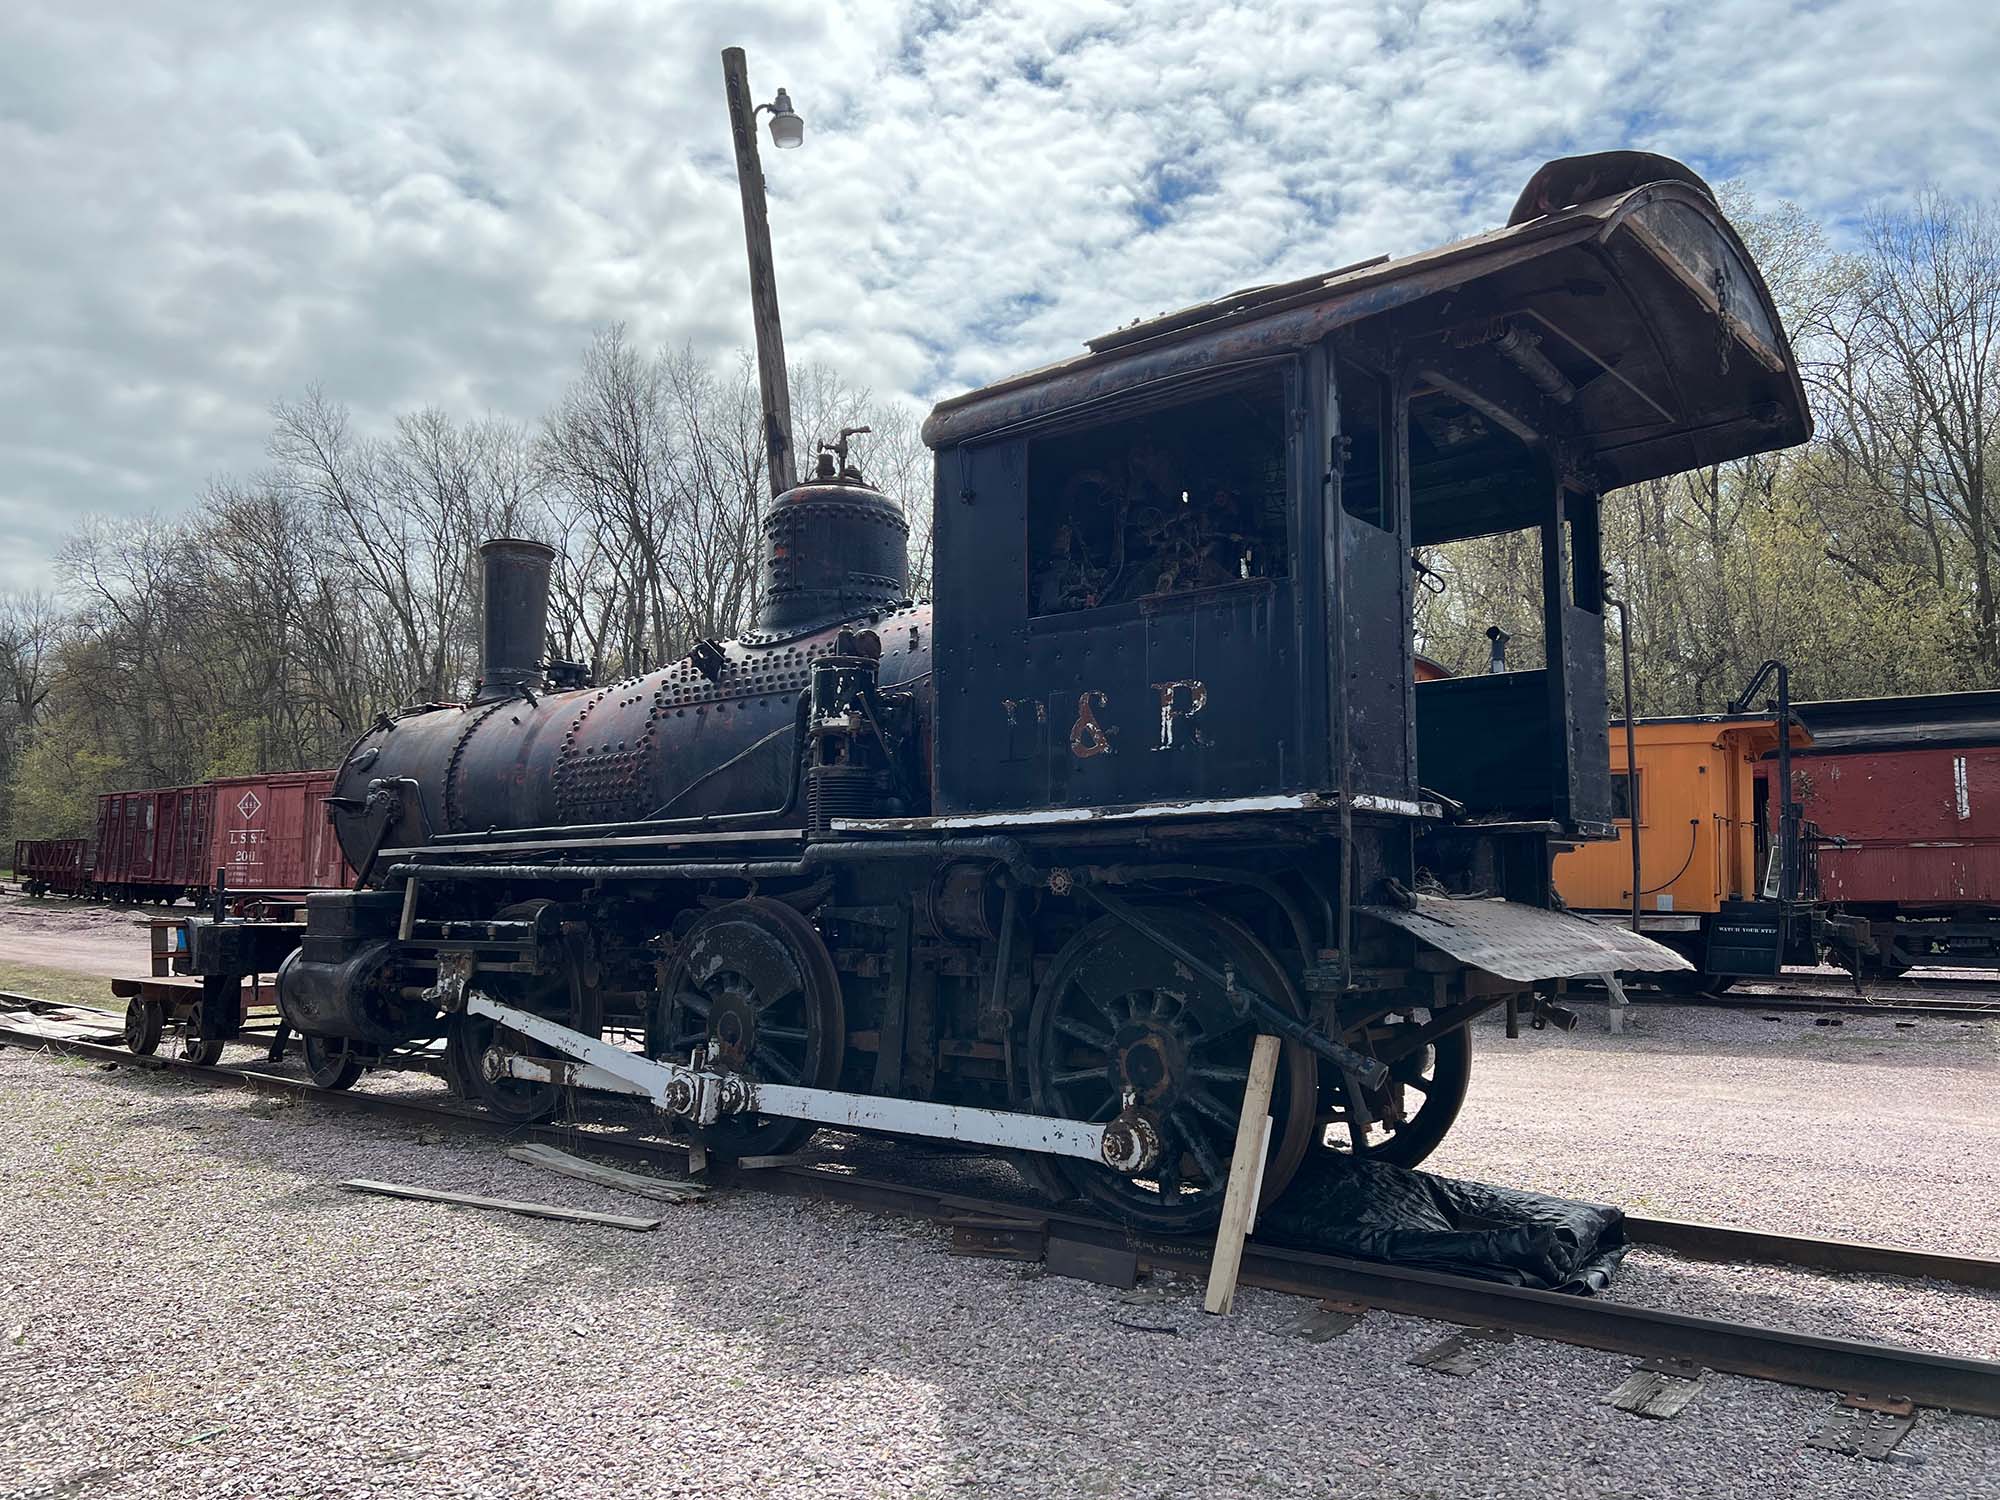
[3,1014,122,1043]
[506,1143,707,1203]
[340,1179,662,1231]
[1410,1328,1515,1376]
[1606,1358,1706,1418]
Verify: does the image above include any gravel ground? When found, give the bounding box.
[4,1005,2000,1500]
[1435,1001,2000,1258]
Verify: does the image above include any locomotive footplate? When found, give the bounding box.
[437,974,1163,1173]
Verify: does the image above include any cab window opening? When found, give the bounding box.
[1335,358,1390,531]
[1411,526,1548,675]
[1024,372,1290,618]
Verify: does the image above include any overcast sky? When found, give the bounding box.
[3,0,1996,590]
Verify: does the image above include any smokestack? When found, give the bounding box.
[1486,624,1511,674]
[477,538,554,700]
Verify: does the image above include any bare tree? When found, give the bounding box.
[0,590,68,729]
[1853,192,2000,673]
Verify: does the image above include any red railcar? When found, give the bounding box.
[210,770,352,893]
[93,785,213,904]
[1768,690,2000,972]
[14,838,94,897]
[69,773,352,906]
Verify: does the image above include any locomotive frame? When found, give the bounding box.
[176,152,1811,1231]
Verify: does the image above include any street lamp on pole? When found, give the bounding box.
[721,47,803,499]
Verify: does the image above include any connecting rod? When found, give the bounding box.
[457,988,1160,1173]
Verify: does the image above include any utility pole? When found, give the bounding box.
[722,46,798,499]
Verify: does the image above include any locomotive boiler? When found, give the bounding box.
[182,150,1812,1230]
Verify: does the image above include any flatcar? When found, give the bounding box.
[173,150,1810,1229]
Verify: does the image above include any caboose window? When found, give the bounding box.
[1610,770,1641,823]
[1024,372,1289,617]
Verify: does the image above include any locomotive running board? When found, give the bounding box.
[461,990,1158,1171]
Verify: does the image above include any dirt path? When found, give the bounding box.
[0,891,160,978]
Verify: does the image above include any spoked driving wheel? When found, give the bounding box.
[648,897,845,1159]
[1319,1014,1471,1169]
[444,902,599,1125]
[1026,904,1318,1232]
[446,991,578,1125]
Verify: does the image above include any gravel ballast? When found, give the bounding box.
[2,1002,1997,1499]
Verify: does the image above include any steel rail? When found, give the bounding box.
[1573,981,2000,1021]
[674,1160,2000,1415]
[1755,972,2000,995]
[1638,992,2000,1021]
[1622,1217,2000,1292]
[5,1016,2000,1416]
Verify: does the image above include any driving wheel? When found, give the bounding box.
[444,903,600,1124]
[1026,903,1318,1232]
[648,897,845,1158]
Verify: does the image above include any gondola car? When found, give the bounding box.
[13,838,93,898]
[177,151,1811,1229]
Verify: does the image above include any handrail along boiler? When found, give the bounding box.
[181,151,1810,1229]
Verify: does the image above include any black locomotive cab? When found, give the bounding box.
[242,151,1811,1234]
[925,156,1808,844]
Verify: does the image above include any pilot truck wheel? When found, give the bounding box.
[303,1032,368,1092]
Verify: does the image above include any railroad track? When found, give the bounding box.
[4,1009,1998,1421]
[1585,973,2000,1021]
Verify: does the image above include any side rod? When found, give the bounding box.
[463,990,1145,1169]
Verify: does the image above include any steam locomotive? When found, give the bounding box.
[183,151,1811,1229]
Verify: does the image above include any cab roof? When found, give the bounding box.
[924,159,1810,497]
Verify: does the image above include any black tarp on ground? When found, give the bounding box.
[1257,1153,1628,1293]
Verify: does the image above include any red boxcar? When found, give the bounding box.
[93,785,213,903]
[1769,690,2000,972]
[210,771,352,892]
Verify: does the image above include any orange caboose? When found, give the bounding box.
[1554,714,1815,987]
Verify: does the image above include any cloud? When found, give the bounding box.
[1,0,1995,588]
